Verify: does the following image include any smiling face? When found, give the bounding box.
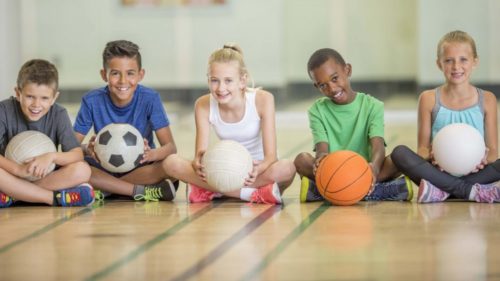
[309,58,355,105]
[15,83,58,122]
[100,56,144,107]
[208,61,247,105]
[437,41,478,85]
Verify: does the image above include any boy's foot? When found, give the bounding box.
[188,183,216,203]
[134,179,177,202]
[299,177,324,203]
[470,183,500,203]
[364,176,413,201]
[55,183,95,207]
[417,179,450,203]
[250,183,282,204]
[0,192,13,208]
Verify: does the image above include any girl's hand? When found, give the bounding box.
[140,139,156,163]
[244,160,259,186]
[192,152,207,182]
[14,162,35,179]
[24,153,55,179]
[471,147,489,173]
[429,149,445,171]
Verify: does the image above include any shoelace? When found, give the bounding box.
[94,190,105,202]
[134,187,163,202]
[476,185,498,203]
[250,189,272,204]
[367,184,401,200]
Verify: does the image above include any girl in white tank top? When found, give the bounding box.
[163,44,296,204]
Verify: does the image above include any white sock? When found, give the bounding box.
[240,187,257,201]
[468,185,478,201]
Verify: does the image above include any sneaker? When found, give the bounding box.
[56,183,95,207]
[250,183,282,204]
[417,179,450,203]
[0,192,13,208]
[364,176,413,201]
[188,183,216,203]
[470,183,500,203]
[134,179,177,202]
[299,177,324,203]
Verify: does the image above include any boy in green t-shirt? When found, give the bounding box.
[294,48,412,202]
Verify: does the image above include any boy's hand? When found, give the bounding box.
[24,152,55,179]
[367,162,378,194]
[14,162,35,179]
[244,160,259,186]
[312,154,327,175]
[192,151,207,182]
[140,139,157,163]
[86,136,99,162]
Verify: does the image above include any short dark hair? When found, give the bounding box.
[102,40,142,69]
[307,48,346,74]
[16,59,58,91]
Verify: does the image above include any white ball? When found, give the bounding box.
[202,140,253,192]
[432,123,485,176]
[5,130,57,181]
[94,123,144,173]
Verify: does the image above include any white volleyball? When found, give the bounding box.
[94,123,144,173]
[202,140,253,192]
[432,123,485,176]
[5,130,57,181]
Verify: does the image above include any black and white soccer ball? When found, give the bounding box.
[94,123,144,173]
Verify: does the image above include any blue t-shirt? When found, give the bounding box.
[73,85,170,148]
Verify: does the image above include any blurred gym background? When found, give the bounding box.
[0,0,499,105]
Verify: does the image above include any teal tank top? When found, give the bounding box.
[431,87,484,140]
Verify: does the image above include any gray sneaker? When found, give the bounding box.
[299,177,324,203]
[134,179,178,202]
[364,176,413,201]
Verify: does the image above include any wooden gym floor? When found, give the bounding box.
[2,96,500,281]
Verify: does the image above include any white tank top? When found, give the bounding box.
[209,89,264,160]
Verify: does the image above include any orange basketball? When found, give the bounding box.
[315,150,373,206]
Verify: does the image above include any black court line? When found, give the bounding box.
[85,200,225,281]
[170,204,285,281]
[0,203,103,255]
[239,201,330,281]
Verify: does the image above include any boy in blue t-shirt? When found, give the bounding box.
[74,40,178,201]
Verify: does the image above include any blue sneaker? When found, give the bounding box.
[365,176,413,201]
[55,183,95,207]
[299,177,324,203]
[0,192,13,208]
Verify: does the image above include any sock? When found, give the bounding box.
[53,191,62,206]
[468,186,477,201]
[133,185,145,196]
[240,187,257,201]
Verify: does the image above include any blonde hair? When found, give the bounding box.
[207,43,255,89]
[437,30,478,59]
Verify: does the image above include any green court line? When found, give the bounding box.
[239,201,330,281]
[85,200,224,281]
[0,203,102,254]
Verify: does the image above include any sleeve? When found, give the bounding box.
[57,107,81,151]
[149,93,170,130]
[73,97,93,135]
[308,102,328,147]
[368,98,385,139]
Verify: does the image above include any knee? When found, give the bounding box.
[70,161,91,182]
[162,154,184,177]
[294,152,311,173]
[391,145,410,163]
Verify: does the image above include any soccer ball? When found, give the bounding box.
[94,123,144,173]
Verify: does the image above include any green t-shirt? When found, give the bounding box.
[308,92,384,161]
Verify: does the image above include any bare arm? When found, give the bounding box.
[417,90,435,160]
[254,90,278,175]
[483,91,498,163]
[193,95,211,180]
[369,136,386,178]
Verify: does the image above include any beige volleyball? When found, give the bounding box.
[5,130,57,181]
[202,140,253,192]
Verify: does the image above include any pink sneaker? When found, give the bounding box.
[417,180,450,203]
[188,183,215,203]
[471,183,500,203]
[250,183,282,204]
